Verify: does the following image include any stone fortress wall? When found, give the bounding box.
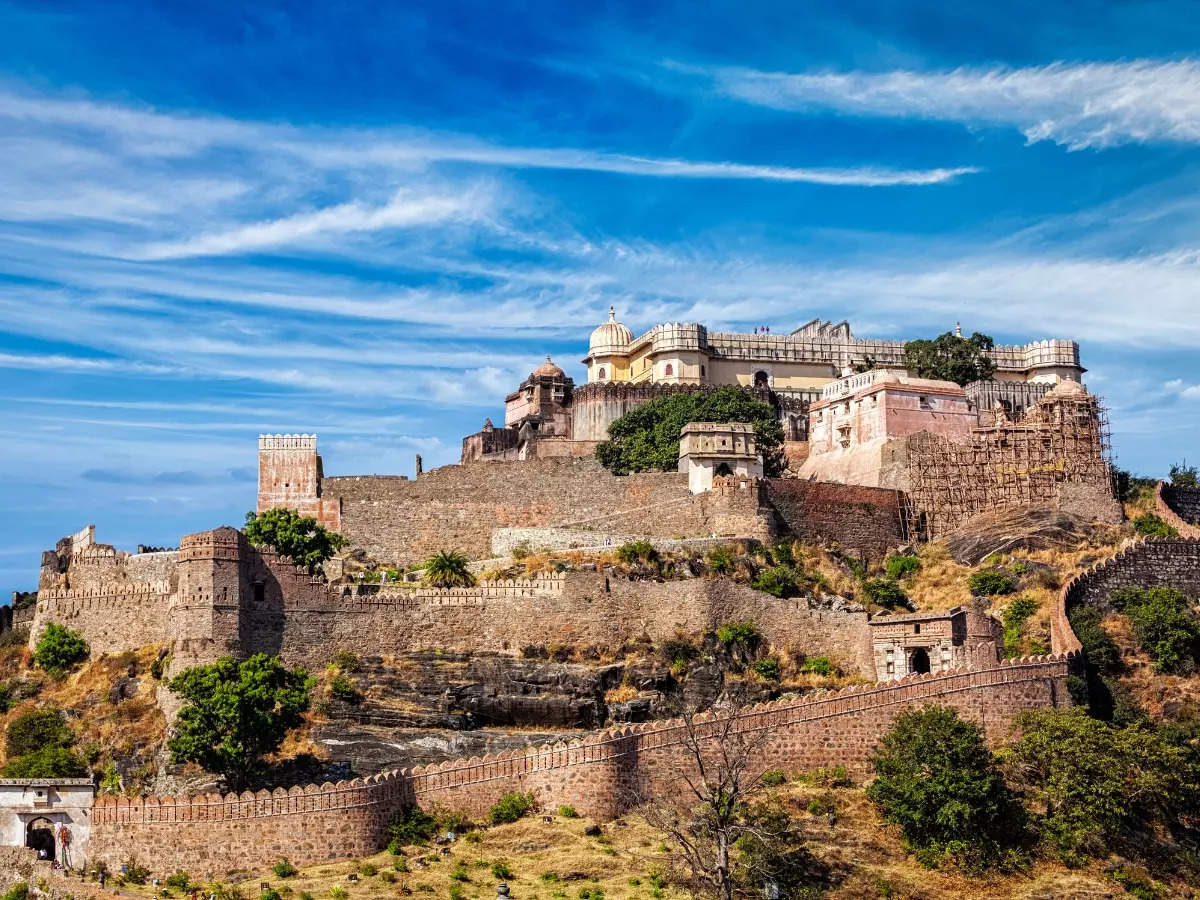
[258,446,908,568]
[32,527,876,677]
[83,536,1200,877]
[1157,481,1200,538]
[87,654,1071,877]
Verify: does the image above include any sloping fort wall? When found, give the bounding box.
[88,652,1070,877]
[1157,482,1200,537]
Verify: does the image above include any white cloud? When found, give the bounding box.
[136,185,496,260]
[699,59,1200,149]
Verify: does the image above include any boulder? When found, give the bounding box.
[945,505,1105,566]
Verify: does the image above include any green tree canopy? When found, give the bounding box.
[595,386,784,476]
[1003,708,1192,861]
[32,623,88,676]
[167,653,314,791]
[243,508,348,573]
[1170,461,1198,487]
[903,331,997,386]
[867,706,1021,869]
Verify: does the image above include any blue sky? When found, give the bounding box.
[2,0,1199,590]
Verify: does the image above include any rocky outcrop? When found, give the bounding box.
[945,505,1116,566]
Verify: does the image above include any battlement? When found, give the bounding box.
[258,433,317,450]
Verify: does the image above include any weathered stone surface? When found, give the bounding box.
[945,505,1108,566]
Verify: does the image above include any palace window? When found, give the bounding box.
[664,364,674,376]
[598,366,606,380]
[913,623,921,634]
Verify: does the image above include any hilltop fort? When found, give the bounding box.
[7,312,1192,880]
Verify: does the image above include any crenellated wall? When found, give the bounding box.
[1157,482,1200,537]
[1058,537,1200,626]
[88,651,1071,877]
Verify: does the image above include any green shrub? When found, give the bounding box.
[800,656,835,677]
[884,554,921,580]
[33,623,89,675]
[388,805,437,850]
[1131,513,1177,538]
[968,570,1018,597]
[862,578,910,609]
[489,791,535,825]
[1068,606,1120,674]
[331,651,360,672]
[358,862,377,877]
[123,860,150,885]
[328,887,347,900]
[449,862,470,882]
[490,861,515,880]
[760,769,787,787]
[5,708,73,757]
[868,707,1022,869]
[715,621,762,651]
[1113,586,1200,674]
[260,890,281,900]
[577,889,605,900]
[329,675,362,704]
[1001,596,1040,658]
[616,541,658,565]
[1,884,28,900]
[1,746,87,778]
[751,566,801,598]
[272,859,298,879]
[539,873,560,883]
[392,858,410,873]
[705,545,737,574]
[751,657,781,680]
[448,885,465,900]
[164,872,191,892]
[379,871,396,884]
[557,805,579,818]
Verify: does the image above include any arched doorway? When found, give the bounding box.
[25,817,55,861]
[715,462,733,477]
[753,370,769,389]
[909,648,931,675]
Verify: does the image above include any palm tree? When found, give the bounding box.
[422,550,476,588]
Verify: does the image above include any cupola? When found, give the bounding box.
[588,306,633,355]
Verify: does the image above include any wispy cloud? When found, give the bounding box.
[137,185,498,260]
[692,59,1200,149]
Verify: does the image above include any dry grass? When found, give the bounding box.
[0,645,167,790]
[192,777,1137,900]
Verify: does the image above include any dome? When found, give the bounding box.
[533,355,566,378]
[589,306,633,353]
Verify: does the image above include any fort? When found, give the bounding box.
[2,314,1154,877]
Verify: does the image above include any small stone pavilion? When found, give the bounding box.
[678,422,763,494]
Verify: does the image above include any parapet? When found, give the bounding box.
[258,434,317,451]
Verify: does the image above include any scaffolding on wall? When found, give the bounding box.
[903,389,1113,538]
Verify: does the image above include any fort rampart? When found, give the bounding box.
[87,652,1070,877]
[32,529,876,675]
[1157,481,1200,537]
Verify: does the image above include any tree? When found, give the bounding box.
[243,508,348,573]
[903,331,997,386]
[1003,708,1191,861]
[1169,461,1198,488]
[167,654,314,790]
[421,550,476,588]
[596,387,785,477]
[636,691,816,900]
[33,624,88,676]
[1111,586,1200,675]
[867,706,1022,870]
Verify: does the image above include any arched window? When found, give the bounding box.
[598,366,606,380]
[664,364,674,376]
[909,648,930,674]
[753,370,769,388]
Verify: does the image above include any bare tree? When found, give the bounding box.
[636,690,809,900]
